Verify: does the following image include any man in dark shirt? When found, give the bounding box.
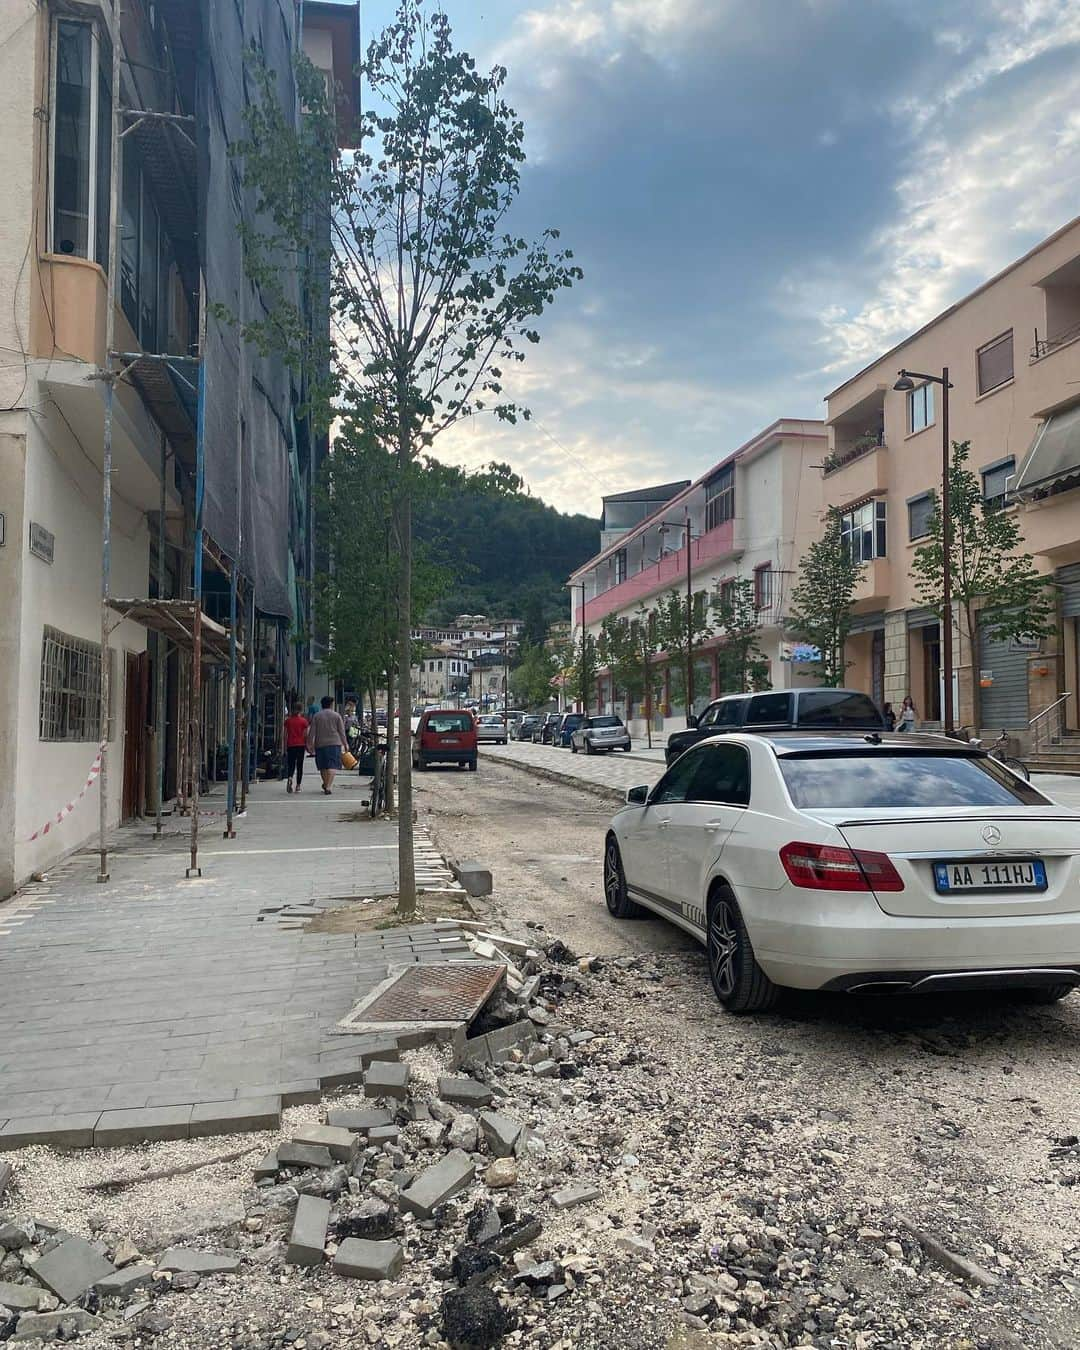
[306,696,349,794]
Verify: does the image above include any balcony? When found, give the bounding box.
[33,255,109,366]
[1031,316,1080,363]
[851,558,891,610]
[822,431,886,477]
[579,518,737,626]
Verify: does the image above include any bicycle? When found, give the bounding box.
[965,727,1030,781]
[368,741,388,818]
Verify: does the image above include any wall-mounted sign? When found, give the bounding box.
[979,669,994,688]
[29,522,55,564]
[781,642,821,663]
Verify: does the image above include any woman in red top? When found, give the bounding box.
[283,702,309,793]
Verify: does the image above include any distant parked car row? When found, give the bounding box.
[514,711,632,753]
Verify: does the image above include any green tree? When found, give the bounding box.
[236,4,581,913]
[571,629,598,715]
[510,642,556,709]
[655,588,715,721]
[911,440,1054,727]
[713,579,770,693]
[787,508,866,686]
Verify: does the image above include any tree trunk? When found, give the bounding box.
[395,456,416,916]
[385,661,396,814]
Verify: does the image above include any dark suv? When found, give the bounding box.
[664,688,885,764]
[536,713,562,744]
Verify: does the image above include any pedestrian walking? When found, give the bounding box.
[883,702,896,731]
[898,695,917,732]
[306,694,319,720]
[307,695,349,794]
[283,701,309,793]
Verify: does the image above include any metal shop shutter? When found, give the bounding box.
[977,631,1030,729]
[1057,563,1080,619]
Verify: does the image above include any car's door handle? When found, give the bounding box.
[704,820,725,833]
[657,818,670,830]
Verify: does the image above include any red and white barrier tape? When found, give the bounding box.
[27,742,107,842]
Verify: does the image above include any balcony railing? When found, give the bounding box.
[1031,318,1080,362]
[822,432,886,476]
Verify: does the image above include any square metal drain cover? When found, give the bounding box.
[338,962,506,1036]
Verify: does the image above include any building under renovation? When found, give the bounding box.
[0,0,361,895]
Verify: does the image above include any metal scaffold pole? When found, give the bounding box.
[224,560,238,839]
[155,431,168,837]
[97,1,124,884]
[187,281,207,879]
[240,587,255,812]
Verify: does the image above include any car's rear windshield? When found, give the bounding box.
[427,714,472,733]
[779,752,1049,809]
[479,716,502,724]
[797,691,883,726]
[590,716,622,727]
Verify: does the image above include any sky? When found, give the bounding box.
[361,0,1080,515]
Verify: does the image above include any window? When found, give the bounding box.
[688,744,751,806]
[427,713,472,733]
[977,331,1013,395]
[715,696,748,727]
[797,690,883,727]
[981,457,1015,509]
[651,748,706,805]
[40,627,112,741]
[778,751,1048,809]
[908,383,934,433]
[745,692,793,725]
[119,140,181,351]
[908,493,934,540]
[614,549,628,585]
[717,579,736,610]
[753,563,773,611]
[52,20,111,267]
[840,500,887,562]
[705,464,735,532]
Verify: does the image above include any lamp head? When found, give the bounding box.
[892,372,915,393]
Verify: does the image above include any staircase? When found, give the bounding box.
[1028,732,1080,776]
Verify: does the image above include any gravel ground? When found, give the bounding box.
[2,761,1080,1349]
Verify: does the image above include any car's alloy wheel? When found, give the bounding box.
[706,888,778,1013]
[603,836,643,919]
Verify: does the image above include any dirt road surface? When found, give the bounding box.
[419,756,1080,1349]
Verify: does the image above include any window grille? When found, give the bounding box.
[40,627,113,741]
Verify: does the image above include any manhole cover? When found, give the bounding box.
[338,962,505,1035]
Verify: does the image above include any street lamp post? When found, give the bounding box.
[892,367,955,735]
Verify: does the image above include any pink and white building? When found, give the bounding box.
[569,419,827,733]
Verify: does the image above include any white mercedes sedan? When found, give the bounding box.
[604,732,1080,1012]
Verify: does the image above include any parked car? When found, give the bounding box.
[605,730,1080,1013]
[412,708,478,771]
[571,714,632,754]
[664,688,885,765]
[504,710,526,738]
[537,713,562,744]
[476,714,508,745]
[555,712,586,747]
[515,715,541,742]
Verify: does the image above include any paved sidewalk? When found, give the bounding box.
[0,773,474,1150]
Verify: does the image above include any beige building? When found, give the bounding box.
[412,647,472,703]
[822,215,1080,759]
[0,0,359,896]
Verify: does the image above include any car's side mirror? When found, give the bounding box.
[686,714,698,729]
[626,784,649,805]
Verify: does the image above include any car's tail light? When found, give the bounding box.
[779,842,904,892]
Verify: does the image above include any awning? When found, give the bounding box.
[108,599,242,665]
[1015,401,1080,499]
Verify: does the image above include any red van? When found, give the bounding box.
[413,708,478,771]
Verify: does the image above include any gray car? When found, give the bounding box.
[570,714,632,754]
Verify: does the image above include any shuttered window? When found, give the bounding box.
[977,331,1013,395]
[908,383,934,433]
[908,493,934,540]
[981,457,1015,508]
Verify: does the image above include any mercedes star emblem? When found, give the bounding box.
[981,825,1002,846]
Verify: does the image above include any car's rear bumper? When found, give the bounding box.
[591,738,631,751]
[743,886,1080,991]
[417,749,475,765]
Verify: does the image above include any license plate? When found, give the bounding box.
[440,737,461,745]
[933,859,1047,894]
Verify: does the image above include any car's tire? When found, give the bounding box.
[706,886,778,1013]
[570,743,578,754]
[603,836,644,919]
[468,759,477,772]
[585,741,594,755]
[1010,983,1074,1004]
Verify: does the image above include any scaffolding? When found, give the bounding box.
[94,0,255,883]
